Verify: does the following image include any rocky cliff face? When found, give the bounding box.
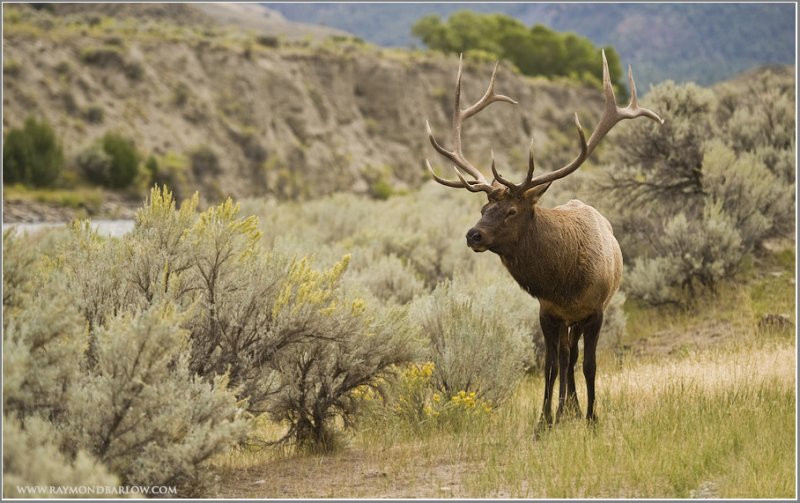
[3,4,606,202]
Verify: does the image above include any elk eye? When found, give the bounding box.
[506,208,518,218]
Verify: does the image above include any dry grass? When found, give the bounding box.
[215,333,795,498]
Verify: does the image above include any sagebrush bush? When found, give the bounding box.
[345,252,426,305]
[2,229,37,315]
[57,221,134,365]
[411,278,531,407]
[64,302,249,496]
[3,272,85,421]
[599,291,627,351]
[626,204,743,305]
[2,218,249,496]
[127,187,417,450]
[717,69,795,154]
[599,77,795,305]
[703,140,791,249]
[266,296,416,450]
[242,185,478,288]
[365,362,494,434]
[3,416,118,498]
[126,188,199,306]
[2,116,64,187]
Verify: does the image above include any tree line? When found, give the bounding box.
[412,10,627,97]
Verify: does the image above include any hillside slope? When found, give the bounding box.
[3,4,609,203]
[268,3,796,92]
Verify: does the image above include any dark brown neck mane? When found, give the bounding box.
[496,207,587,307]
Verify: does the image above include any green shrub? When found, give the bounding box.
[74,143,112,186]
[188,144,221,178]
[172,82,189,107]
[411,11,627,95]
[55,61,72,76]
[75,133,140,189]
[79,45,125,66]
[101,132,140,189]
[143,152,191,202]
[123,60,143,80]
[256,34,279,48]
[2,116,64,187]
[3,59,22,76]
[83,105,104,123]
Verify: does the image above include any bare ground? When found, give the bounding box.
[215,448,488,499]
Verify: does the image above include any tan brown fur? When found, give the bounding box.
[423,54,661,430]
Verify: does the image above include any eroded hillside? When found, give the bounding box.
[2,3,607,203]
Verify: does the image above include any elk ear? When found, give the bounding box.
[523,182,552,205]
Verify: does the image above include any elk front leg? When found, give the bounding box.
[555,322,572,422]
[564,325,583,419]
[536,313,560,432]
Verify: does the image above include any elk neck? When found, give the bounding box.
[495,205,587,305]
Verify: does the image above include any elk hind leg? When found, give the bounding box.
[582,311,603,423]
[564,325,583,419]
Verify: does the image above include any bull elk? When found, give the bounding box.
[425,52,662,430]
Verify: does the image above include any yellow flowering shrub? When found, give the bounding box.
[362,361,494,431]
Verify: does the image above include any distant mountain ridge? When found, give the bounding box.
[265,3,796,92]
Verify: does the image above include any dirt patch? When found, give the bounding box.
[623,319,738,357]
[214,448,486,498]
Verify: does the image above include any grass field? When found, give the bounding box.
[215,337,794,498]
[214,249,796,499]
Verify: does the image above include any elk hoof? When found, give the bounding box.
[533,416,552,440]
[563,397,582,420]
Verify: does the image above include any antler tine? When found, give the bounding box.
[527,113,588,188]
[462,61,518,120]
[525,139,536,182]
[426,56,517,194]
[425,159,470,189]
[452,166,497,195]
[623,63,663,124]
[426,159,497,195]
[491,150,517,190]
[585,49,664,155]
[525,50,662,189]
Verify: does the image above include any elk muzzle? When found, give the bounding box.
[466,227,489,252]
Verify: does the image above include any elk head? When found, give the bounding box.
[425,52,663,254]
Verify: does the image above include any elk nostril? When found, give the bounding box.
[466,229,482,243]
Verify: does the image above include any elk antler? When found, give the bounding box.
[426,52,663,198]
[425,55,517,196]
[519,50,664,193]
